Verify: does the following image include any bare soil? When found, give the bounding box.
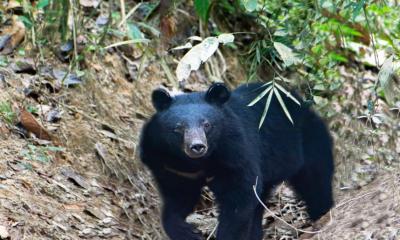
[0,50,399,240]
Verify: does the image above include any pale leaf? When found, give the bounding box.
[259,89,274,129]
[274,88,294,124]
[273,42,300,67]
[199,37,219,62]
[243,0,257,12]
[274,83,301,105]
[188,36,203,41]
[248,85,273,106]
[378,55,395,104]
[176,37,219,82]
[171,42,193,51]
[218,33,235,45]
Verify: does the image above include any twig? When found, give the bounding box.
[335,190,378,209]
[160,56,178,88]
[120,0,126,30]
[118,2,143,28]
[104,39,150,49]
[206,223,218,240]
[60,103,117,130]
[253,177,323,234]
[98,0,113,46]
[69,0,79,70]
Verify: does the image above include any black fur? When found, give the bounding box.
[140,83,334,240]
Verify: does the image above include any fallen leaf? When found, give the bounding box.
[10,58,36,74]
[160,14,177,49]
[52,69,82,87]
[84,206,106,219]
[19,107,52,141]
[0,17,26,55]
[61,167,90,189]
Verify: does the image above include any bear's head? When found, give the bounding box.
[151,83,230,159]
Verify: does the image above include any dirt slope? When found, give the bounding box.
[0,51,399,240]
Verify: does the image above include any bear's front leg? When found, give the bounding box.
[211,175,262,240]
[216,204,256,239]
[157,177,203,240]
[162,196,202,240]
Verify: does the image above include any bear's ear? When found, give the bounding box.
[205,83,230,105]
[152,88,173,111]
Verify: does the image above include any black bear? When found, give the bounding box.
[140,83,334,240]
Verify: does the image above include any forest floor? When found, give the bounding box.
[1,35,400,240]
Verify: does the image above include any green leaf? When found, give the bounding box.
[18,15,33,29]
[127,23,144,40]
[351,0,366,21]
[274,88,294,124]
[0,56,8,67]
[340,25,362,37]
[194,0,210,22]
[242,0,257,12]
[248,85,273,106]
[328,52,348,63]
[259,89,274,129]
[37,0,49,9]
[46,146,65,152]
[273,42,300,67]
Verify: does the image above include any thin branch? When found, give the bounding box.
[253,177,324,234]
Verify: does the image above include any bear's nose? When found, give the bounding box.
[190,143,206,154]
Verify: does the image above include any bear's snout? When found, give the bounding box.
[190,143,207,154]
[184,128,208,158]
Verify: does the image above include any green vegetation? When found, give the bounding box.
[0,101,16,124]
[2,0,399,118]
[191,0,400,123]
[20,144,64,164]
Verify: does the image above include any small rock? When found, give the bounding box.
[102,217,113,225]
[96,15,109,26]
[360,221,369,230]
[80,227,96,237]
[101,228,112,236]
[0,225,9,239]
[379,192,388,201]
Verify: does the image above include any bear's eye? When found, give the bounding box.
[203,121,211,131]
[174,123,184,133]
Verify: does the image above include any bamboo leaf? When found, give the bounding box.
[248,85,273,106]
[274,88,294,124]
[274,83,301,105]
[259,89,274,129]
